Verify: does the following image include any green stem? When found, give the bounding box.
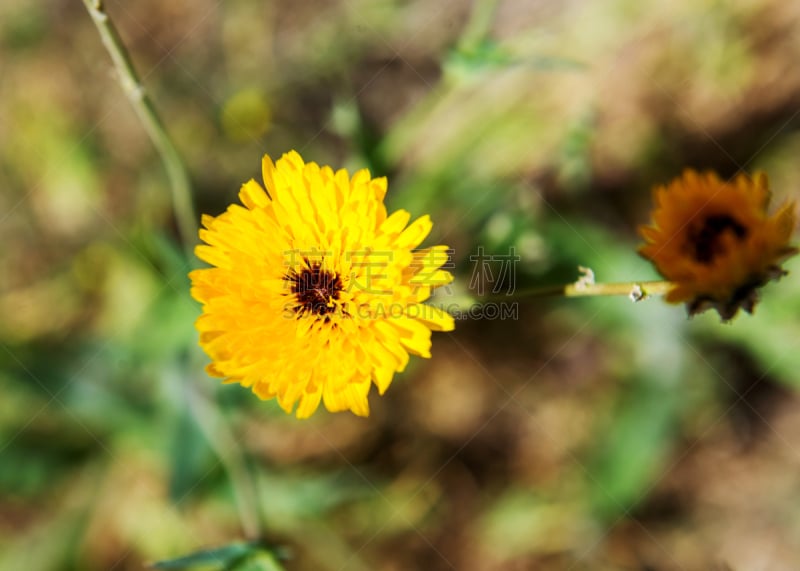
[511,280,673,300]
[187,383,265,539]
[83,0,263,540]
[564,280,672,298]
[82,0,197,254]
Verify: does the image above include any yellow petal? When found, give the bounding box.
[240,179,270,210]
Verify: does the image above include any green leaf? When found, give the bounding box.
[586,372,683,521]
[167,392,216,503]
[151,542,265,570]
[445,39,587,83]
[226,552,287,571]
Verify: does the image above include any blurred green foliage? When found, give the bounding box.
[2,0,800,569]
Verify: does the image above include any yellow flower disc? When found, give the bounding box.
[190,151,454,418]
[638,169,796,320]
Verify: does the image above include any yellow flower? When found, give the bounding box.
[638,169,796,320]
[189,151,454,418]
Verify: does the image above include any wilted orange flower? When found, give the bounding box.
[189,151,454,418]
[638,169,796,320]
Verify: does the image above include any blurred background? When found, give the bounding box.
[2,0,800,569]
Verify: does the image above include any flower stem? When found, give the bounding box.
[513,280,673,300]
[187,382,265,540]
[81,0,197,254]
[566,279,672,298]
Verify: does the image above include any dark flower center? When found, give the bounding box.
[688,214,748,264]
[286,259,344,318]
